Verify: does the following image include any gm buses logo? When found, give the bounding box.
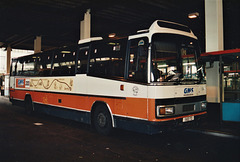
[132,86,139,96]
[184,88,194,96]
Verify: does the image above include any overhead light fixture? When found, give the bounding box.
[61,51,71,53]
[108,33,116,38]
[158,64,168,68]
[188,12,199,19]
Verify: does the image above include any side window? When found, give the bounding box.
[128,38,149,82]
[10,59,17,76]
[52,47,76,76]
[77,46,89,74]
[36,52,53,76]
[16,59,23,76]
[22,56,36,76]
[88,39,127,78]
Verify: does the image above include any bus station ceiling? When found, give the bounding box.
[0,0,239,52]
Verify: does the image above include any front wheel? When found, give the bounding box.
[93,105,113,135]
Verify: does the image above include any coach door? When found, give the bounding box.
[124,38,149,119]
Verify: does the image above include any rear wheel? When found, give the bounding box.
[25,96,34,114]
[93,105,113,135]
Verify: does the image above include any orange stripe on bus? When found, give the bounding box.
[11,89,149,120]
[11,89,206,122]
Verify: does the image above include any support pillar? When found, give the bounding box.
[6,46,11,74]
[205,0,225,122]
[206,61,223,103]
[205,0,224,103]
[80,9,91,40]
[34,36,41,53]
[205,0,224,52]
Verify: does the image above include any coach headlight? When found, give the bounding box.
[201,102,207,110]
[157,106,175,117]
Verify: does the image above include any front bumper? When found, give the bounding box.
[147,111,207,134]
[114,111,207,135]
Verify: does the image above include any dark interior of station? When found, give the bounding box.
[0,0,239,52]
[0,1,239,161]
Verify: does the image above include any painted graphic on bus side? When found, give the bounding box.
[30,78,73,91]
[16,78,25,88]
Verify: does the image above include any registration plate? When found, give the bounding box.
[182,116,194,122]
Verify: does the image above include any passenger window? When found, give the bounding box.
[36,52,53,76]
[128,38,148,83]
[22,56,36,76]
[16,59,23,76]
[10,60,17,76]
[51,46,76,76]
[88,39,127,78]
[77,46,89,74]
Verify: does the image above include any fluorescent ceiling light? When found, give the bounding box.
[188,12,199,19]
[108,33,116,38]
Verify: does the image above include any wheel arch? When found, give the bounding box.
[24,93,34,111]
[90,101,115,128]
[24,93,32,102]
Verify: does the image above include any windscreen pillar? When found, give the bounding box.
[6,46,11,74]
[80,9,91,40]
[34,36,41,53]
[205,0,224,104]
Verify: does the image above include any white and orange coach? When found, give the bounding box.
[9,20,207,135]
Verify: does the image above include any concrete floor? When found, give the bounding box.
[0,96,239,162]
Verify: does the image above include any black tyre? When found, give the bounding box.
[93,105,113,135]
[25,96,34,114]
